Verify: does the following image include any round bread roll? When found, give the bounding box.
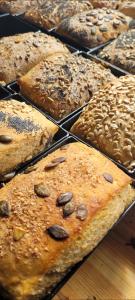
[71,75,135,170]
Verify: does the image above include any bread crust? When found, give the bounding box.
[18,53,115,120]
[57,8,132,48]
[0,142,134,300]
[98,29,135,74]
[0,32,69,84]
[119,1,135,18]
[71,75,135,170]
[0,0,44,14]
[24,0,93,30]
[0,99,58,176]
[91,0,121,9]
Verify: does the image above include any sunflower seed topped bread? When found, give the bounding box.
[119,1,135,18]
[0,32,69,84]
[57,8,133,48]
[91,0,121,9]
[0,141,134,300]
[0,99,58,178]
[0,0,44,14]
[18,53,115,120]
[71,75,135,170]
[98,29,135,74]
[24,0,93,30]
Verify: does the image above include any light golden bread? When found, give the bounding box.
[57,8,133,48]
[0,141,134,300]
[0,99,58,176]
[18,53,115,120]
[0,32,69,84]
[98,29,135,74]
[71,75,135,170]
[24,0,93,30]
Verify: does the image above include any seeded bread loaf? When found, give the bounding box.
[91,0,121,9]
[18,53,115,120]
[0,141,134,300]
[98,29,135,74]
[0,99,58,177]
[0,0,45,14]
[24,0,93,30]
[119,1,135,18]
[71,75,135,170]
[0,32,69,84]
[57,8,133,48]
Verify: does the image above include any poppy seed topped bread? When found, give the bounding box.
[24,0,93,30]
[0,0,45,14]
[57,8,133,48]
[71,75,135,170]
[18,53,115,120]
[0,32,69,84]
[0,141,134,300]
[0,99,58,177]
[98,29,135,74]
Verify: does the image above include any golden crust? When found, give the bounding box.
[0,0,44,14]
[71,75,135,169]
[0,32,69,84]
[0,99,58,176]
[18,53,115,120]
[0,142,134,299]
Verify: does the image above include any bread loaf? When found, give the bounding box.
[0,32,69,84]
[71,75,135,170]
[98,29,135,74]
[18,53,115,120]
[0,0,45,14]
[91,0,121,9]
[0,141,134,300]
[24,0,93,30]
[119,1,135,18]
[57,8,133,48]
[0,99,58,177]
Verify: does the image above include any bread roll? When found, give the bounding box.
[18,53,115,120]
[119,1,135,18]
[0,32,69,84]
[91,0,121,9]
[71,75,135,170]
[57,8,133,48]
[24,0,93,30]
[0,0,45,14]
[0,99,58,177]
[98,29,135,74]
[0,141,134,300]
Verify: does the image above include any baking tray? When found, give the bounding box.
[0,14,39,37]
[1,135,134,300]
[0,93,68,184]
[61,110,135,179]
[0,85,11,99]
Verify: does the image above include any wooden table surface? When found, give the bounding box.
[53,204,135,300]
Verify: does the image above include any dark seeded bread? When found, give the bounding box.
[71,75,135,170]
[18,53,115,120]
[0,32,69,84]
[0,99,58,176]
[98,29,135,74]
[24,0,93,30]
[57,8,133,48]
[0,141,134,300]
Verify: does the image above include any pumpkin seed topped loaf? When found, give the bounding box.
[71,75,135,170]
[98,29,135,74]
[57,8,133,48]
[0,99,58,178]
[0,141,134,300]
[18,52,115,120]
[0,32,69,84]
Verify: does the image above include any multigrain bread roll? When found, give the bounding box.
[57,8,133,48]
[24,0,93,30]
[119,1,135,18]
[0,0,45,14]
[71,75,135,170]
[90,0,121,9]
[18,53,115,120]
[0,32,69,84]
[0,99,58,177]
[0,141,134,300]
[98,29,135,74]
